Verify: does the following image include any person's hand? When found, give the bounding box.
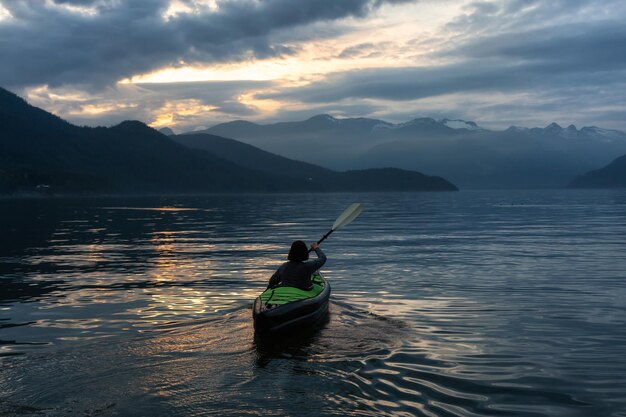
[310,243,319,251]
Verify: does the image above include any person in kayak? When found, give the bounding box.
[267,240,326,290]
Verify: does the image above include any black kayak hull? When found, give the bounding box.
[253,276,331,335]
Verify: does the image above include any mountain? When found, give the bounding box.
[199,114,392,169]
[198,116,626,189]
[207,114,388,141]
[173,133,335,181]
[0,87,457,195]
[569,155,626,188]
[0,87,295,194]
[172,133,457,191]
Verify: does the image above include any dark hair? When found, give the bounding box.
[288,240,309,262]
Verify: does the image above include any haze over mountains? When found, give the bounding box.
[0,87,456,195]
[197,115,626,189]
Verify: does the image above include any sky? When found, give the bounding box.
[1,0,626,132]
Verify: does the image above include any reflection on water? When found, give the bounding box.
[1,191,626,416]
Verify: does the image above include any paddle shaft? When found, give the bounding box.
[308,229,333,253]
[307,203,362,252]
[317,229,334,246]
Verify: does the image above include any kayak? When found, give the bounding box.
[253,273,331,334]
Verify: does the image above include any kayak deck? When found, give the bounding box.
[259,274,325,306]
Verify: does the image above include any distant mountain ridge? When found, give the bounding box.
[173,133,457,191]
[195,115,626,189]
[569,155,626,188]
[173,133,335,181]
[0,87,457,195]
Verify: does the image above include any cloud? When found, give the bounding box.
[254,0,626,129]
[4,0,626,131]
[256,60,539,103]
[338,42,377,59]
[264,100,386,123]
[0,0,415,89]
[442,22,626,73]
[52,0,101,4]
[23,80,273,131]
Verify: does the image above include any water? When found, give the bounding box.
[1,190,626,416]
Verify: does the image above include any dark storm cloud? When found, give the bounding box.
[0,0,414,88]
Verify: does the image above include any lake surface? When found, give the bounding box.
[1,190,626,416]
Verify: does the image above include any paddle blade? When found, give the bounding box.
[332,203,363,231]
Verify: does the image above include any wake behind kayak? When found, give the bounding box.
[253,273,331,335]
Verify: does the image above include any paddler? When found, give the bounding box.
[266,240,326,290]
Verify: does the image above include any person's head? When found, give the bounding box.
[288,240,309,262]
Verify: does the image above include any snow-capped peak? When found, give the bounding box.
[580,126,626,141]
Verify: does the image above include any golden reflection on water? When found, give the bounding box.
[128,231,277,322]
[99,206,203,212]
[143,232,210,318]
[83,243,110,264]
[21,213,290,340]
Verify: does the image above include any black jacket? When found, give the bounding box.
[268,247,327,290]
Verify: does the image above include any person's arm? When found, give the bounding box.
[305,243,327,272]
[267,267,282,289]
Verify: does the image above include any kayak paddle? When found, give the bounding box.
[312,203,363,250]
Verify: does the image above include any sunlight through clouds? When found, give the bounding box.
[76,102,140,116]
[236,92,281,116]
[45,0,99,16]
[26,85,93,103]
[149,99,218,128]
[162,0,220,21]
[0,3,11,21]
[130,1,461,86]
